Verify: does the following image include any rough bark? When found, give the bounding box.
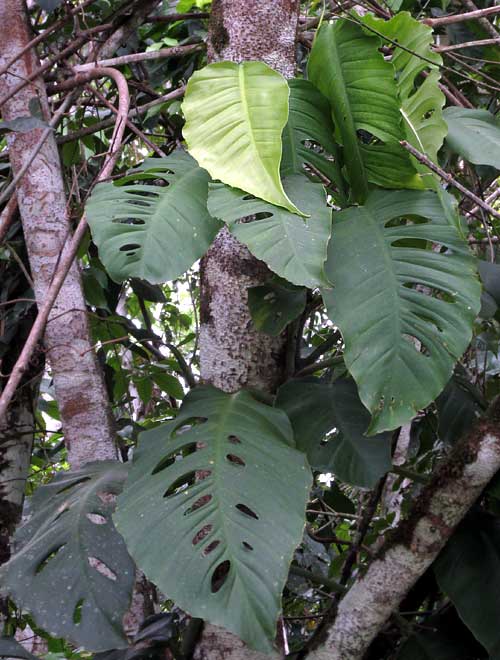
[309,403,500,660]
[196,1,299,657]
[0,0,117,469]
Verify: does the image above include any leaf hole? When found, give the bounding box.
[35,544,66,574]
[235,503,259,520]
[228,435,241,444]
[211,560,230,593]
[243,194,256,200]
[192,524,213,546]
[73,599,84,624]
[171,416,207,437]
[226,454,245,467]
[242,541,254,551]
[152,442,198,474]
[119,243,141,252]
[185,493,213,515]
[86,512,107,525]
[163,471,196,497]
[203,540,220,556]
[88,556,117,581]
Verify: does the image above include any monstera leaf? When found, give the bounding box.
[443,108,500,170]
[182,61,303,215]
[207,174,331,288]
[308,18,421,202]
[363,13,447,169]
[282,78,346,202]
[114,386,311,653]
[276,378,392,488]
[86,151,221,283]
[0,462,135,651]
[248,277,307,336]
[323,189,481,434]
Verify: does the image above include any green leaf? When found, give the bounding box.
[323,189,481,434]
[0,638,38,660]
[443,108,500,170]
[86,151,221,284]
[114,386,311,653]
[436,372,483,444]
[275,378,392,488]
[434,516,500,659]
[151,371,185,399]
[182,61,303,215]
[0,462,134,651]
[282,79,346,200]
[397,631,473,660]
[308,18,422,202]
[248,277,307,336]
[362,13,447,169]
[207,174,331,288]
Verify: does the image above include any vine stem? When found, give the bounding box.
[400,140,500,221]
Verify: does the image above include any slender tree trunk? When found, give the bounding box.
[196,1,299,657]
[0,0,117,469]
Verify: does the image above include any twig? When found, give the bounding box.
[73,43,203,71]
[295,356,344,378]
[0,68,129,420]
[0,195,18,244]
[289,566,346,594]
[461,0,499,38]
[400,140,500,221]
[434,37,500,52]
[423,5,500,27]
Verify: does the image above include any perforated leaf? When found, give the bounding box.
[282,79,346,201]
[275,378,392,488]
[323,189,481,434]
[248,277,307,336]
[182,61,303,215]
[363,13,447,170]
[207,174,331,288]
[86,151,221,284]
[443,107,500,170]
[114,386,311,653]
[308,18,422,202]
[0,462,134,651]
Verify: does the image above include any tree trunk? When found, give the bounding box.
[196,1,299,657]
[0,0,117,469]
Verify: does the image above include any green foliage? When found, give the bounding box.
[248,277,307,336]
[0,638,38,660]
[0,463,134,651]
[443,108,500,169]
[182,61,303,215]
[362,13,447,169]
[322,189,481,433]
[208,175,331,288]
[114,386,311,652]
[275,378,392,487]
[435,516,500,658]
[86,151,221,283]
[308,18,422,202]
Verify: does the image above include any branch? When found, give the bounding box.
[308,399,500,660]
[73,43,203,71]
[400,140,500,221]
[423,5,500,27]
[0,67,129,420]
[434,37,500,52]
[0,195,18,244]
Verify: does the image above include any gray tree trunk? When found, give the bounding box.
[0,0,117,469]
[196,2,299,657]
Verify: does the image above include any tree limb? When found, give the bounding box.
[308,399,500,659]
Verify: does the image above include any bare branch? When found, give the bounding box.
[74,43,203,71]
[434,37,500,52]
[423,5,500,27]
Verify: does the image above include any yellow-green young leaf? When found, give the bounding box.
[182,61,304,215]
[362,12,447,172]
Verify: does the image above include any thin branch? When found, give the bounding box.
[73,42,203,71]
[400,140,500,221]
[0,195,18,244]
[434,37,500,52]
[423,5,500,27]
[295,356,344,378]
[460,0,499,38]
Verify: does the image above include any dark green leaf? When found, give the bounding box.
[275,378,392,488]
[248,277,306,336]
[443,108,500,170]
[397,630,474,660]
[0,462,135,651]
[0,638,38,660]
[114,386,311,653]
[323,189,480,433]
